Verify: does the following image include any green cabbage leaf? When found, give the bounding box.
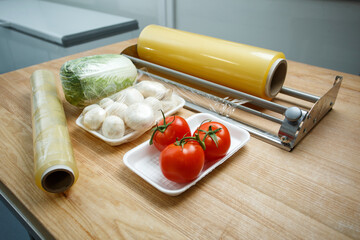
[60,54,137,107]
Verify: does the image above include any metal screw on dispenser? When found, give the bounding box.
[280,135,290,144]
[278,106,305,146]
[284,106,302,122]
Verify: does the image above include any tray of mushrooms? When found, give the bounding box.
[76,80,185,146]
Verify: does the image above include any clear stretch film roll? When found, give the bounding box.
[30,70,79,193]
[137,25,288,100]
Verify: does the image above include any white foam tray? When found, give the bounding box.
[76,95,185,146]
[123,113,250,196]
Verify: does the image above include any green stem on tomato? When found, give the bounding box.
[175,133,206,150]
[196,119,221,146]
[191,123,222,148]
[175,125,222,151]
[201,126,222,147]
[149,110,175,145]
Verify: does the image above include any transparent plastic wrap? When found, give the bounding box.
[60,54,137,107]
[135,69,282,137]
[76,70,185,146]
[30,70,79,193]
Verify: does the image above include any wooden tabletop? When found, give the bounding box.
[1,39,360,239]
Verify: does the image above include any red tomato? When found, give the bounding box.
[193,121,231,161]
[150,115,191,151]
[160,141,205,183]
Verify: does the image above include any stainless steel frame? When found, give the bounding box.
[121,45,342,151]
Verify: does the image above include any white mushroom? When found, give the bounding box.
[101,116,125,139]
[115,88,144,105]
[83,106,106,130]
[143,97,163,120]
[105,102,128,119]
[98,98,114,109]
[135,80,167,99]
[82,104,100,116]
[124,103,155,130]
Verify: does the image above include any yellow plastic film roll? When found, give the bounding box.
[137,25,287,100]
[30,70,79,193]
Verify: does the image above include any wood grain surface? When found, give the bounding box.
[1,39,360,239]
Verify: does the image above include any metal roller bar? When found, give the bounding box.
[280,87,320,103]
[140,70,284,125]
[123,54,288,114]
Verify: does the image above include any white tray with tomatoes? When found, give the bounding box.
[123,113,250,196]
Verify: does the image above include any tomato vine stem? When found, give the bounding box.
[149,110,175,145]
